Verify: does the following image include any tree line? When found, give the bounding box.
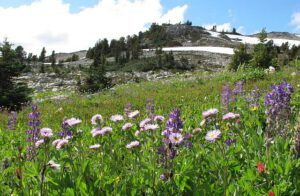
[229,28,300,71]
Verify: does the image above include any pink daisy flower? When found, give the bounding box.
[35,139,44,148]
[65,118,82,126]
[110,114,124,122]
[91,114,103,125]
[202,108,218,119]
[169,132,184,145]
[122,123,133,131]
[205,130,221,142]
[126,141,140,149]
[128,110,140,118]
[40,128,53,138]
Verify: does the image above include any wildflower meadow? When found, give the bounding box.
[0,68,299,195]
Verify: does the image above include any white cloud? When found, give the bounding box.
[0,0,188,54]
[203,22,246,34]
[203,23,232,32]
[291,12,300,31]
[237,26,245,34]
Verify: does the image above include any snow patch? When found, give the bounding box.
[226,34,300,47]
[144,46,234,55]
[207,30,220,38]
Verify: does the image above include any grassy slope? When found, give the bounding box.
[0,67,300,194]
[0,67,299,131]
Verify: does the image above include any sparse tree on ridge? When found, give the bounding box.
[39,47,46,63]
[50,50,56,66]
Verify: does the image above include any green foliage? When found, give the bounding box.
[250,40,277,69]
[185,20,192,26]
[64,54,80,63]
[229,29,280,70]
[119,50,192,72]
[0,40,31,110]
[38,47,46,63]
[79,47,111,93]
[145,23,173,47]
[50,50,56,66]
[228,44,252,71]
[0,68,299,195]
[258,28,268,43]
[79,65,111,93]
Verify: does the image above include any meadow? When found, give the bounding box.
[0,67,299,195]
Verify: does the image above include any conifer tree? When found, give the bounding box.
[0,40,31,110]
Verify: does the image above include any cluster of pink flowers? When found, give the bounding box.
[122,123,133,131]
[222,112,240,121]
[91,127,113,137]
[64,118,82,126]
[110,114,124,122]
[40,128,53,138]
[52,138,69,150]
[127,110,140,119]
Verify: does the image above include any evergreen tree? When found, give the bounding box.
[0,40,31,110]
[258,28,268,43]
[232,28,237,35]
[15,45,26,64]
[86,47,94,59]
[27,53,33,64]
[212,25,217,32]
[251,39,276,69]
[79,41,111,93]
[32,55,38,64]
[50,50,56,66]
[229,44,251,70]
[71,54,79,61]
[185,20,192,26]
[39,47,46,62]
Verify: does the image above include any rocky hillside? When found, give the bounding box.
[22,24,300,93]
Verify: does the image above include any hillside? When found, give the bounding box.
[18,23,300,93]
[55,24,300,68]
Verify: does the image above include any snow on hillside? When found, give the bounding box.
[207,30,220,38]
[226,34,300,46]
[144,46,234,55]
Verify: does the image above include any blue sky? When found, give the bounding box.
[1,0,299,34]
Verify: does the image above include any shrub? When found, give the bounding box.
[228,44,251,71]
[79,64,111,93]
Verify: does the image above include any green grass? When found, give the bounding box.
[0,67,299,195]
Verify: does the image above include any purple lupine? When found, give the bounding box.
[26,104,41,160]
[232,81,245,98]
[165,108,183,132]
[221,84,232,113]
[264,81,294,147]
[225,138,237,146]
[158,107,188,178]
[7,111,17,130]
[247,86,261,107]
[265,81,294,123]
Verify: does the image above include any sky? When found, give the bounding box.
[0,0,299,54]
